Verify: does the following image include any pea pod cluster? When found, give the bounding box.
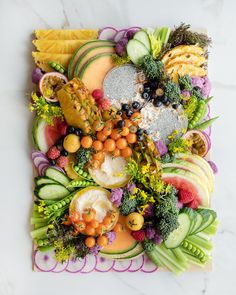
[67,179,96,188]
[73,166,94,181]
[48,61,67,74]
[181,240,207,263]
[188,100,207,129]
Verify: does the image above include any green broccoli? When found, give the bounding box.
[164,80,181,103]
[139,55,164,80]
[76,147,93,169]
[119,192,138,216]
[143,238,155,252]
[178,74,193,91]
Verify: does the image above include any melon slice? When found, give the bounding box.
[89,154,130,189]
[162,159,210,193]
[79,52,115,92]
[176,153,214,192]
[35,29,98,40]
[162,167,210,207]
[68,40,114,79]
[100,216,144,260]
[74,45,115,77]
[32,52,72,72]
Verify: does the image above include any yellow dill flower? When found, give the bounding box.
[138,204,148,215]
[113,172,124,178]
[140,190,148,200]
[141,164,150,174]
[29,104,35,112]
[148,196,155,203]
[133,187,139,194]
[48,224,54,229]
[43,104,49,112]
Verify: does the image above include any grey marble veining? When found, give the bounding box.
[0,0,235,294]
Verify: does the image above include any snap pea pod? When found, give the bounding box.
[35,237,51,247]
[67,179,96,189]
[188,100,207,129]
[48,61,67,74]
[181,240,208,263]
[194,116,219,131]
[73,166,94,181]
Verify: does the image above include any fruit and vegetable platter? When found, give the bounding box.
[30,24,219,274]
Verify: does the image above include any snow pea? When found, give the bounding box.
[48,61,67,74]
[194,116,219,131]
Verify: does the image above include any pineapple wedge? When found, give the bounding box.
[35,29,98,40]
[57,78,101,133]
[33,39,93,54]
[32,52,72,72]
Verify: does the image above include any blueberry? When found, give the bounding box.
[117,120,125,128]
[151,92,157,100]
[125,109,133,118]
[68,126,75,133]
[161,96,168,104]
[117,110,123,116]
[61,150,68,157]
[165,101,170,106]
[137,135,144,142]
[74,128,82,136]
[153,98,162,107]
[142,91,151,100]
[143,82,152,93]
[132,101,141,110]
[136,128,144,136]
[149,80,158,89]
[122,103,129,111]
[50,159,56,166]
[172,104,178,109]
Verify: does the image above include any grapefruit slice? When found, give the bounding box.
[162,167,210,207]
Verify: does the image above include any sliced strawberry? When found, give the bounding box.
[186,199,199,209]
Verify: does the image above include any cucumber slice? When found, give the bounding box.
[35,176,58,186]
[165,213,191,249]
[127,39,150,65]
[194,209,217,234]
[45,167,70,187]
[133,30,151,52]
[181,208,197,234]
[190,212,203,235]
[35,184,70,200]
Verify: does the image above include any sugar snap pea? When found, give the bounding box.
[194,116,219,131]
[48,61,67,74]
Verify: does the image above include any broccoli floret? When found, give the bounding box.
[158,212,179,240]
[178,74,193,91]
[192,87,204,100]
[164,80,181,103]
[139,55,164,80]
[119,192,138,216]
[143,239,155,252]
[76,147,93,169]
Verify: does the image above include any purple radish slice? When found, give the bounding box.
[52,260,69,273]
[32,151,48,161]
[51,166,65,174]
[66,257,86,273]
[113,259,132,272]
[207,160,218,174]
[113,29,127,43]
[39,72,68,102]
[32,68,44,84]
[34,250,57,272]
[141,255,158,273]
[128,255,145,272]
[95,257,115,272]
[38,163,50,176]
[115,37,129,56]
[33,157,49,168]
[125,27,141,39]
[80,255,97,273]
[202,131,211,150]
[98,27,117,41]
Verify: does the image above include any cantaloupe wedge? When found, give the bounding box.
[32,52,72,72]
[33,40,92,54]
[35,29,98,40]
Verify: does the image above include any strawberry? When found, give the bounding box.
[56,156,69,168]
[99,98,111,110]
[178,189,194,204]
[47,146,60,160]
[186,199,199,209]
[131,230,146,242]
[92,89,104,102]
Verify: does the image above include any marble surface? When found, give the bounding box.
[0,0,236,294]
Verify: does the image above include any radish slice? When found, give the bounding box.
[32,151,48,161]
[98,27,117,41]
[38,162,50,176]
[34,250,57,272]
[51,166,65,174]
[52,260,69,273]
[33,157,49,169]
[141,255,158,273]
[207,160,218,174]
[202,131,211,150]
[95,257,115,272]
[80,255,97,273]
[113,259,132,272]
[66,257,86,273]
[113,29,127,43]
[128,255,145,272]
[125,27,141,39]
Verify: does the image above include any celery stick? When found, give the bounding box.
[34,222,48,229]
[187,235,213,251]
[153,249,183,274]
[172,248,188,267]
[30,225,48,239]
[181,250,205,268]
[30,217,48,225]
[32,211,41,218]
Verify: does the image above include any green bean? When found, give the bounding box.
[188,100,207,129]
[194,116,219,131]
[48,61,67,74]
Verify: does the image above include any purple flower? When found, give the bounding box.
[155,140,168,156]
[32,67,44,84]
[145,228,156,239]
[177,201,184,209]
[110,188,123,207]
[106,231,117,245]
[191,76,204,89]
[153,235,163,244]
[201,76,211,97]
[181,90,191,98]
[144,203,154,218]
[89,245,102,255]
[127,183,136,194]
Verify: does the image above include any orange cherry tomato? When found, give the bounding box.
[85,236,96,248]
[126,133,137,144]
[124,119,132,128]
[74,220,86,232]
[105,120,114,129]
[103,138,116,152]
[95,224,107,236]
[81,136,93,148]
[112,148,121,157]
[131,112,142,126]
[113,223,123,233]
[96,131,107,142]
[70,211,80,223]
[85,225,96,236]
[89,220,99,229]
[93,120,105,132]
[82,208,96,223]
[102,216,112,227]
[93,151,105,162]
[120,127,129,136]
[102,125,112,136]
[116,138,128,150]
[97,235,108,247]
[121,146,133,158]
[110,129,121,140]
[92,140,103,151]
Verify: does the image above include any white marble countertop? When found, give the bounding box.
[0,0,235,294]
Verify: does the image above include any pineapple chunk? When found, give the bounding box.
[35,29,98,40]
[32,52,72,72]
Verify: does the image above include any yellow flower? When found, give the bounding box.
[133,187,139,194]
[29,104,35,112]
[141,164,150,174]
[148,196,155,203]
[140,190,148,200]
[48,224,54,229]
[31,92,39,102]
[138,204,148,215]
[43,105,49,112]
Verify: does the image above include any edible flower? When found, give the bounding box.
[106,231,116,245]
[110,188,123,207]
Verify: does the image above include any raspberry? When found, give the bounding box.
[186,199,199,209]
[47,146,60,160]
[178,189,194,204]
[56,156,69,168]
[92,89,104,102]
[131,230,146,242]
[58,121,68,136]
[99,98,111,110]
